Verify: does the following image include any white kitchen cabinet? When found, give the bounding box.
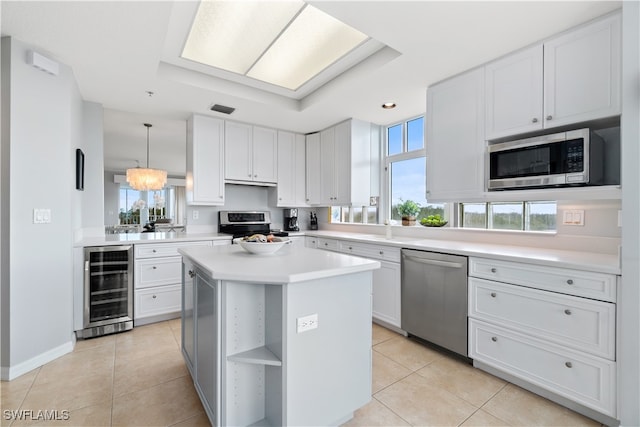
[186,114,225,206]
[426,67,485,202]
[305,133,322,205]
[304,236,318,248]
[225,121,277,184]
[134,240,213,325]
[309,119,373,206]
[485,12,621,140]
[182,258,196,376]
[485,44,544,139]
[275,131,307,207]
[468,256,618,419]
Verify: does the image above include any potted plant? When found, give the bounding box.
[397,199,421,226]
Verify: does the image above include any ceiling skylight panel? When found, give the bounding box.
[182,0,304,74]
[246,6,369,90]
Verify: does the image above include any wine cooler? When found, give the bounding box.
[78,245,134,339]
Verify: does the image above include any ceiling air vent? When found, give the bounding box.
[210,104,235,115]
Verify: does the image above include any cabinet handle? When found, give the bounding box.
[379,251,384,255]
[532,118,538,123]
[491,292,497,298]
[254,174,258,178]
[565,361,572,368]
[546,115,553,120]
[152,266,157,270]
[564,309,572,315]
[152,249,157,253]
[152,295,157,299]
[188,270,195,278]
[491,336,498,342]
[219,195,223,199]
[490,268,497,273]
[566,279,574,285]
[348,246,353,250]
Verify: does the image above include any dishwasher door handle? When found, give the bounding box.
[403,255,465,269]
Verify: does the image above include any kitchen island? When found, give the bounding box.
[178,244,380,427]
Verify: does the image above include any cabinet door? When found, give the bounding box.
[293,134,308,206]
[333,121,351,205]
[182,260,196,375]
[426,68,485,201]
[276,131,296,206]
[252,126,277,183]
[187,115,225,205]
[319,127,336,205]
[225,121,253,181]
[196,272,219,425]
[485,44,543,140]
[372,261,401,328]
[305,133,322,205]
[544,12,621,128]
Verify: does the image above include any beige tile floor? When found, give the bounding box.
[1,320,600,427]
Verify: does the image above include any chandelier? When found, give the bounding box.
[126,123,167,191]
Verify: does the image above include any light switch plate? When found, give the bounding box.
[33,208,51,224]
[562,209,584,226]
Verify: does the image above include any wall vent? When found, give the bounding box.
[210,104,235,114]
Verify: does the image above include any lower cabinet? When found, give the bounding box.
[314,238,401,328]
[468,257,618,419]
[134,240,220,325]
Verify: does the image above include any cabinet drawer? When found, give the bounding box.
[317,238,339,252]
[469,319,616,416]
[469,278,615,359]
[135,257,182,289]
[305,236,318,248]
[135,241,212,258]
[339,241,401,263]
[135,284,182,319]
[469,258,616,302]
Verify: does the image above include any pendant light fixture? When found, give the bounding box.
[126,123,167,191]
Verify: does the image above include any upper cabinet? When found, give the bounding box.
[485,44,544,139]
[186,114,225,206]
[225,121,277,185]
[275,130,308,207]
[486,12,621,140]
[543,12,621,129]
[426,68,485,202]
[307,119,374,206]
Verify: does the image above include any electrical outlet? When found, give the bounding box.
[562,209,584,226]
[192,210,199,220]
[33,208,51,224]
[296,314,318,333]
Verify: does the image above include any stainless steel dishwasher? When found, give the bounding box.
[401,249,468,357]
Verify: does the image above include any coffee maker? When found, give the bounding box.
[283,208,299,231]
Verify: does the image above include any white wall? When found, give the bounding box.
[0,36,81,379]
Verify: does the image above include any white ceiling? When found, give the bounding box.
[1,1,622,176]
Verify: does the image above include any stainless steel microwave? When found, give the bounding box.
[487,128,603,190]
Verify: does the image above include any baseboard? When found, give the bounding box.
[1,339,74,381]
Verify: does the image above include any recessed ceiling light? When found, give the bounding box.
[382,102,396,109]
[181,0,370,91]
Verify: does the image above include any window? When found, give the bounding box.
[330,206,378,224]
[460,201,556,231]
[119,187,174,225]
[386,116,446,223]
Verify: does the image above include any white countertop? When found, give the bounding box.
[305,230,622,275]
[179,244,380,284]
[77,229,621,275]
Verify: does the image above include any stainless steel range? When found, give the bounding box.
[218,211,289,240]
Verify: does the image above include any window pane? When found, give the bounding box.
[462,203,486,228]
[387,124,402,156]
[341,207,351,223]
[367,207,378,224]
[526,201,557,231]
[330,206,341,223]
[489,202,523,230]
[407,117,424,151]
[353,208,363,223]
[390,157,427,221]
